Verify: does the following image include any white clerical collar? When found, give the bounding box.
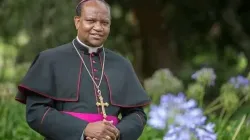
[76,36,103,53]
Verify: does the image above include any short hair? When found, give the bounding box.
[76,0,111,16]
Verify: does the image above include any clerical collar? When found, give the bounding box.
[74,36,103,54]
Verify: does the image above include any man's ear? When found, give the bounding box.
[74,16,81,30]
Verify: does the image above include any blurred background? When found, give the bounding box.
[1,0,250,140]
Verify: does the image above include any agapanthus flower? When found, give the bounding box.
[164,123,217,140]
[147,105,168,129]
[148,93,208,128]
[229,75,249,88]
[186,83,205,102]
[164,126,197,140]
[191,68,216,86]
[148,93,207,129]
[196,123,217,140]
[147,93,217,140]
[144,68,184,95]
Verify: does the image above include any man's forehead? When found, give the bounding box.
[83,1,107,9]
[83,9,110,20]
[77,0,108,10]
[81,1,110,16]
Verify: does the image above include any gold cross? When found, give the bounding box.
[96,95,109,119]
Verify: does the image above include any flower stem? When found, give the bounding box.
[217,107,239,135]
[199,94,204,108]
[218,94,248,135]
[204,103,222,115]
[239,95,249,106]
[205,97,220,109]
[232,115,246,140]
[219,108,225,121]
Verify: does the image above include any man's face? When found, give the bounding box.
[74,0,111,47]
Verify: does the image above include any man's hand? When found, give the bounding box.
[84,120,119,140]
[104,120,120,139]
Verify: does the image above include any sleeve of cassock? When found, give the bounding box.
[114,60,150,140]
[116,107,147,140]
[26,92,88,140]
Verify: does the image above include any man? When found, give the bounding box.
[15,0,151,140]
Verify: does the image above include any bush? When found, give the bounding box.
[0,83,42,140]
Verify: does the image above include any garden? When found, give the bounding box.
[1,66,250,139]
[1,0,250,139]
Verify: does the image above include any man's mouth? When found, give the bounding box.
[90,34,102,39]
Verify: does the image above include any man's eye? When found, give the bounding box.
[86,20,95,22]
[102,22,109,25]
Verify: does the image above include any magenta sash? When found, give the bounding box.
[62,111,119,125]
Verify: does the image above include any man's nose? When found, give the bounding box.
[93,22,103,32]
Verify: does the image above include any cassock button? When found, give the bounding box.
[94,69,98,72]
[91,53,95,57]
[92,60,96,63]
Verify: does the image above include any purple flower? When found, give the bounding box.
[147,93,217,140]
[175,108,207,128]
[191,68,216,86]
[196,123,217,140]
[147,105,167,129]
[229,75,249,88]
[148,93,209,128]
[164,126,196,140]
[164,124,217,140]
[159,93,206,128]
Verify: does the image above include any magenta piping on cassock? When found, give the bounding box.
[62,111,119,125]
[15,50,84,104]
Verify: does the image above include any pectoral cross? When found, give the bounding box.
[96,94,109,120]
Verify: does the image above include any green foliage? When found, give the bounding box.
[0,41,18,82]
[210,114,250,140]
[0,85,42,140]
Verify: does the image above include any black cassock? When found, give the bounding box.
[15,39,151,140]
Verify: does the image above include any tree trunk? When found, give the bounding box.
[132,1,181,79]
